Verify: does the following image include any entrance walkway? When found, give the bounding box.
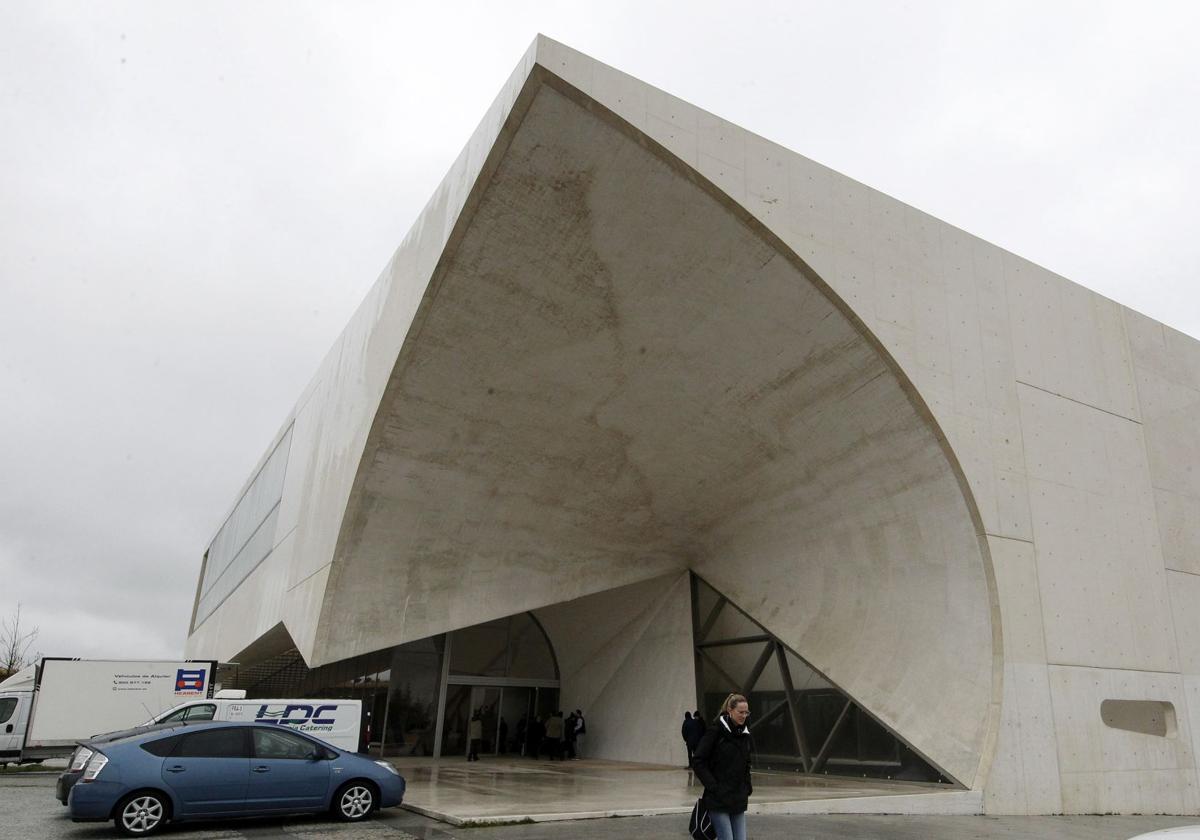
[393,756,981,826]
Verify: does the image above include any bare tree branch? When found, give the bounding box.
[0,604,39,679]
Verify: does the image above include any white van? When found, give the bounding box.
[148,696,363,752]
[0,665,35,763]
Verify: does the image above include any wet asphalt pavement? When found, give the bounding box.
[3,770,1198,839]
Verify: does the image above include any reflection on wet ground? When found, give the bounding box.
[393,756,965,825]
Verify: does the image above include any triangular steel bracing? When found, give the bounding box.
[690,573,950,784]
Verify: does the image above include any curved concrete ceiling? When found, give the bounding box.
[315,72,997,787]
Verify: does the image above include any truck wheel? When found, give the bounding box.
[114,791,168,836]
[332,780,376,821]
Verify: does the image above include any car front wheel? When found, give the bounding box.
[333,781,376,821]
[115,791,168,837]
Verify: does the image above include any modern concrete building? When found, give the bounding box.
[185,36,1200,815]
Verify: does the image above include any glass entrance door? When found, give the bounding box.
[440,683,558,757]
[440,683,471,757]
[471,686,501,754]
[497,687,531,755]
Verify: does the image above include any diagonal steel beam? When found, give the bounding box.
[690,573,706,714]
[698,648,742,695]
[696,634,772,649]
[697,595,727,644]
[810,699,854,773]
[774,642,813,772]
[747,697,787,734]
[742,642,776,695]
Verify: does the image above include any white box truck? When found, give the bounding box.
[0,657,218,763]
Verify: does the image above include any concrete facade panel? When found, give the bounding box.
[985,663,1063,814]
[1007,257,1139,421]
[1136,357,1200,503]
[1020,384,1176,671]
[1049,665,1199,813]
[984,529,1059,813]
[1156,488,1200,576]
[989,537,1046,666]
[1168,571,1200,675]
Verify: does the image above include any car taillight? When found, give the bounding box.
[70,747,93,772]
[81,752,108,782]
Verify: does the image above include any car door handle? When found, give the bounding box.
[166,766,186,773]
[252,766,270,773]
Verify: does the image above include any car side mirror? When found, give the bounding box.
[306,750,322,762]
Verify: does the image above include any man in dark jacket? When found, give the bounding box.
[691,694,753,840]
[564,711,578,759]
[683,710,706,767]
[681,711,694,767]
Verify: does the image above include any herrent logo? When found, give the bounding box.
[255,704,338,726]
[174,669,207,695]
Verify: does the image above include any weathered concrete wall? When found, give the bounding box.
[185,35,1200,814]
[535,572,694,766]
[303,77,993,787]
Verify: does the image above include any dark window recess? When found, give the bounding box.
[140,736,181,757]
[173,728,248,758]
[0,698,16,725]
[1101,699,1176,737]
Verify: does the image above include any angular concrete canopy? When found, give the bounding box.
[188,36,1200,815]
[317,70,994,787]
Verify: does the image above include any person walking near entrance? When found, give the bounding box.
[692,694,753,840]
[573,709,586,758]
[564,711,578,759]
[682,711,695,767]
[515,714,528,756]
[467,710,483,762]
[683,709,705,767]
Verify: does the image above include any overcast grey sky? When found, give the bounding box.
[1,1,1196,662]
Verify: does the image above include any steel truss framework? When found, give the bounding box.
[689,573,949,783]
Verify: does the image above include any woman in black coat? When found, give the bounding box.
[691,693,753,840]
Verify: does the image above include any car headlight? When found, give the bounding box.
[70,747,94,772]
[373,760,399,776]
[81,752,108,782]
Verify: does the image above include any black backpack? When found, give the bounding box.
[688,797,716,840]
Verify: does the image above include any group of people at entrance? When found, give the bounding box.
[686,694,753,840]
[517,709,586,760]
[467,708,586,761]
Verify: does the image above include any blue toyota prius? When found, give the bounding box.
[67,721,405,836]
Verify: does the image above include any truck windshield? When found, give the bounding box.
[0,697,16,724]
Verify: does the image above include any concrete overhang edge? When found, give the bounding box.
[307,36,1004,790]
